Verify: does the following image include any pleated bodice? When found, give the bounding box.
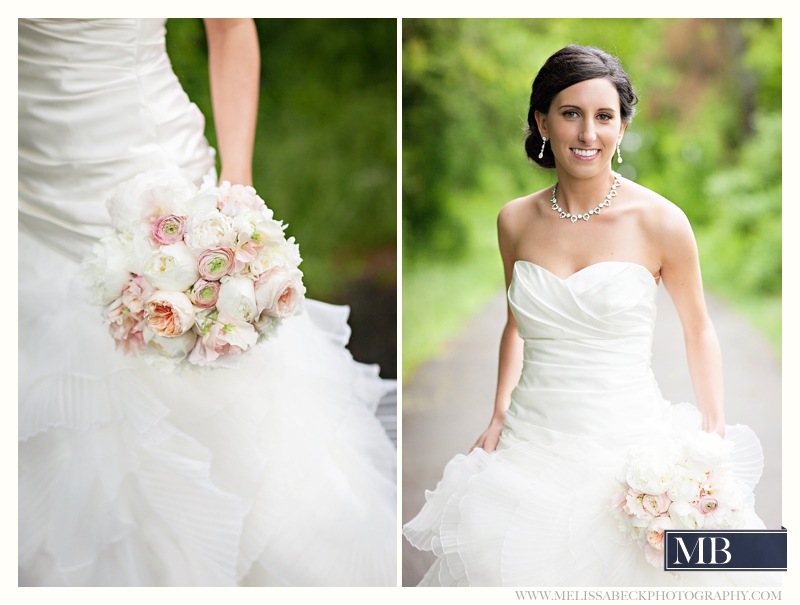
[505,260,666,440]
[18,18,215,261]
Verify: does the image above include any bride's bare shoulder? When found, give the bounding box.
[498,187,551,237]
[624,179,686,225]
[623,178,692,238]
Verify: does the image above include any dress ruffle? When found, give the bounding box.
[403,403,777,587]
[19,230,397,587]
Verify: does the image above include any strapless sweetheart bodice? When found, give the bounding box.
[504,261,666,441]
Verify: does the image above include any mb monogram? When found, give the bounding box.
[664,529,787,571]
[670,536,732,565]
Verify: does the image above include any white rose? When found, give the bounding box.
[143,326,197,359]
[625,447,677,495]
[666,465,705,503]
[184,210,236,254]
[669,500,705,530]
[82,232,134,305]
[216,276,259,323]
[254,267,305,318]
[142,243,199,292]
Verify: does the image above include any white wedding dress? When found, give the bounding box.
[19,18,396,587]
[403,260,779,586]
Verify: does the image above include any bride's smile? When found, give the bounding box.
[536,77,626,180]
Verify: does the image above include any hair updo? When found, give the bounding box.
[524,45,638,169]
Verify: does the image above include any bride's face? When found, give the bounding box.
[536,78,627,178]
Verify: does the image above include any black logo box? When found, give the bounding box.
[663,528,786,571]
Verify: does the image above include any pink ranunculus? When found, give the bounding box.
[197,247,235,281]
[143,291,196,337]
[642,492,672,517]
[190,278,221,309]
[697,496,719,515]
[152,214,186,245]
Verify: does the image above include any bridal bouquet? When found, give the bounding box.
[611,430,751,568]
[83,168,305,371]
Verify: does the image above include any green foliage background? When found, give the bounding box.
[403,18,782,379]
[165,18,397,299]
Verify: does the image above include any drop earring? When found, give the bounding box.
[539,137,547,159]
[616,140,623,163]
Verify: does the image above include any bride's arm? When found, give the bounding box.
[657,204,726,437]
[471,203,524,453]
[203,18,260,186]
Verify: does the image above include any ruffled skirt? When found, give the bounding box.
[19,230,397,586]
[403,404,779,587]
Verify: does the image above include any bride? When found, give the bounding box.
[403,45,777,586]
[18,18,396,586]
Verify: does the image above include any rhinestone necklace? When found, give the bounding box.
[550,172,621,224]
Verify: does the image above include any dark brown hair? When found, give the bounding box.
[525,45,637,168]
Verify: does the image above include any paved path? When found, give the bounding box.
[401,287,782,586]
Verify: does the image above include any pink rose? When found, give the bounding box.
[143,291,196,337]
[152,214,186,245]
[197,247,235,281]
[646,515,674,552]
[697,496,719,515]
[254,267,305,319]
[642,492,672,516]
[190,278,220,309]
